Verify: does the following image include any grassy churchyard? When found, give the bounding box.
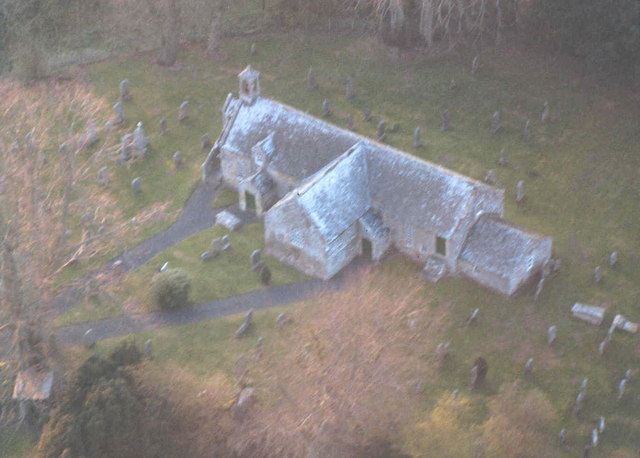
[3,29,639,457]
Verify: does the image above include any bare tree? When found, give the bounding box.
[206,0,228,59]
[157,0,180,66]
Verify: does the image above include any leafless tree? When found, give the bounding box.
[157,0,180,66]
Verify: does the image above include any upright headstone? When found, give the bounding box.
[159,118,168,136]
[144,339,153,359]
[172,151,183,169]
[591,428,598,448]
[466,308,479,325]
[413,126,422,148]
[345,77,354,100]
[559,428,567,445]
[346,113,354,130]
[449,78,457,90]
[250,42,256,56]
[470,357,488,388]
[178,101,189,122]
[120,134,133,161]
[524,358,534,377]
[441,110,451,132]
[235,309,254,338]
[574,390,585,415]
[131,177,142,194]
[498,148,507,166]
[113,101,126,124]
[82,329,96,349]
[609,251,617,267]
[363,105,372,122]
[598,339,607,356]
[434,342,450,368]
[307,67,318,91]
[547,325,557,346]
[119,79,132,101]
[97,166,110,187]
[593,266,602,284]
[617,378,626,400]
[485,169,497,185]
[132,121,149,158]
[523,119,532,142]
[201,133,212,153]
[516,180,525,203]
[377,120,386,141]
[84,120,100,148]
[250,249,262,271]
[597,416,605,434]
[541,101,549,124]
[322,99,331,117]
[471,55,480,74]
[491,111,502,134]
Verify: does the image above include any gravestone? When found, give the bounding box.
[250,249,262,270]
[593,266,602,283]
[449,78,457,90]
[159,118,168,136]
[178,101,189,122]
[104,120,113,132]
[377,120,386,141]
[345,77,354,100]
[574,390,585,415]
[363,105,372,122]
[524,358,534,377]
[466,308,479,325]
[84,120,100,148]
[82,329,96,349]
[471,55,480,74]
[611,314,638,334]
[541,101,549,124]
[250,42,256,56]
[598,416,605,434]
[435,342,450,368]
[346,113,354,130]
[609,251,618,267]
[200,249,216,262]
[276,312,290,328]
[470,357,488,388]
[235,309,254,338]
[516,180,525,203]
[201,133,212,153]
[413,126,422,148]
[322,99,331,117]
[113,101,126,124]
[97,166,110,187]
[159,262,169,272]
[624,369,632,380]
[144,339,153,359]
[591,429,598,448]
[581,378,588,394]
[485,169,497,185]
[491,111,502,134]
[440,110,451,131]
[231,387,256,420]
[571,303,605,326]
[547,325,557,346]
[617,378,626,400]
[210,234,231,253]
[598,340,607,356]
[498,148,507,166]
[559,428,566,445]
[172,151,183,169]
[523,120,532,142]
[132,122,149,158]
[259,264,271,285]
[307,67,318,90]
[120,134,133,161]
[119,79,132,101]
[131,177,142,194]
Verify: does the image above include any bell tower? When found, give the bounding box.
[238,65,260,105]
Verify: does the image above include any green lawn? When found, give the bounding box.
[45,30,640,457]
[53,222,308,325]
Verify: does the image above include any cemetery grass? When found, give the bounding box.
[53,223,308,325]
[212,186,238,209]
[48,33,640,455]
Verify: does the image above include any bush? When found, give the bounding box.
[109,340,143,367]
[150,268,192,311]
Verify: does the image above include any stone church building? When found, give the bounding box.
[202,66,552,295]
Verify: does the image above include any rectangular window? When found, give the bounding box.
[436,236,447,256]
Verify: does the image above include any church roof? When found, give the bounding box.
[460,214,551,279]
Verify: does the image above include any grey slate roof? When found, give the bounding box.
[460,214,550,278]
[221,96,503,239]
[295,144,370,242]
[359,208,389,239]
[243,168,274,194]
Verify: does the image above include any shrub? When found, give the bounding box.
[109,340,143,367]
[150,268,192,311]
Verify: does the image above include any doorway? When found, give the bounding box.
[361,238,373,259]
[245,191,256,212]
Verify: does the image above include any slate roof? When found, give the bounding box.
[295,144,370,242]
[359,208,389,239]
[221,96,503,238]
[243,168,274,194]
[460,214,550,278]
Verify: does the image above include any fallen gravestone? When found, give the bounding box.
[235,309,254,338]
[571,303,605,326]
[611,314,638,334]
